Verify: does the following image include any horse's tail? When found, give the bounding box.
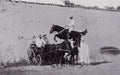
[81,29,88,36]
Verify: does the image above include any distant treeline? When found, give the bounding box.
[8,0,120,12]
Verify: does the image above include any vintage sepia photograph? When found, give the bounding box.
[0,0,120,75]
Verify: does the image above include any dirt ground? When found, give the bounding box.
[0,55,120,75]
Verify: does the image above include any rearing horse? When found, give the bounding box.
[50,24,69,41]
[50,24,88,47]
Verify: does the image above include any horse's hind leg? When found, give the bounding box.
[61,56,65,67]
[65,56,68,65]
[71,55,75,66]
[76,54,79,64]
[54,55,59,67]
[72,56,75,65]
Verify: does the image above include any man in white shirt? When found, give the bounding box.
[66,16,75,32]
[35,34,46,50]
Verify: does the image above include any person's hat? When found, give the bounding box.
[38,34,41,37]
[69,16,73,19]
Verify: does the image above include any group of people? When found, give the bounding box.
[31,34,50,50]
[30,16,90,66]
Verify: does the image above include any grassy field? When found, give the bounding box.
[0,1,120,64]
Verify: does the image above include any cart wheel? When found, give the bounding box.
[37,55,42,66]
[33,57,38,65]
[27,49,36,64]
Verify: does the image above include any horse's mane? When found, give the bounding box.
[53,24,64,29]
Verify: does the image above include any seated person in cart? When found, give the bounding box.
[35,34,46,51]
[30,36,37,53]
[42,34,50,45]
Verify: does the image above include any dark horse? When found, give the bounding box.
[49,24,88,65]
[44,40,72,66]
[55,40,72,66]
[50,24,88,47]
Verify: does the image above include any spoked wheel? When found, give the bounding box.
[27,49,36,64]
[36,54,42,66]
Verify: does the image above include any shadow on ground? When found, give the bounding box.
[90,61,112,65]
[75,61,111,66]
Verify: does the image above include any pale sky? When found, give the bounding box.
[71,0,120,8]
[14,0,120,8]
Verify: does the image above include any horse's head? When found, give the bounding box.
[50,24,55,34]
[74,37,81,47]
[68,31,81,47]
[50,24,64,34]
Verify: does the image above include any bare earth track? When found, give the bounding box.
[0,55,120,75]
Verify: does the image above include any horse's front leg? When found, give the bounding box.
[70,55,75,66]
[55,52,59,67]
[72,55,75,65]
[54,35,57,42]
